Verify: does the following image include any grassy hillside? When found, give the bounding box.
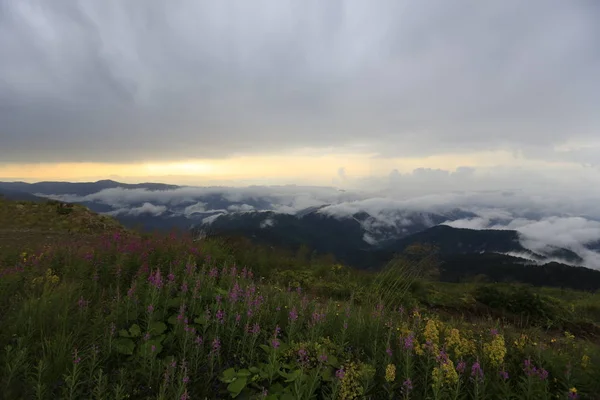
[0,199,599,399]
[0,196,126,253]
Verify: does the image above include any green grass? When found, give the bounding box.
[0,199,599,399]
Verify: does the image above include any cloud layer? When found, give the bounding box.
[1,0,599,165]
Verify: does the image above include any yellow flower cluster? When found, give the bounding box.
[385,364,396,383]
[513,334,529,350]
[564,331,575,342]
[31,268,60,287]
[431,358,459,388]
[338,361,364,400]
[484,334,507,367]
[422,319,440,354]
[581,355,590,369]
[444,328,475,360]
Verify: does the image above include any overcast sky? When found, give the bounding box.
[1,0,599,188]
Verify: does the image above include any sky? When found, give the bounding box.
[1,0,599,191]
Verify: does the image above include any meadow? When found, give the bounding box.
[0,199,599,399]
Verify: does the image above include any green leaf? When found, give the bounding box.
[114,338,135,355]
[227,377,247,397]
[118,329,130,338]
[321,367,332,381]
[236,369,251,377]
[221,367,237,383]
[284,369,302,383]
[248,366,260,374]
[167,314,178,325]
[167,298,181,309]
[149,321,167,335]
[327,355,340,368]
[128,324,142,337]
[281,394,296,400]
[259,344,271,354]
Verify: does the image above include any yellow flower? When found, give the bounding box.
[484,334,507,367]
[564,331,575,341]
[338,361,364,400]
[422,319,440,354]
[581,355,590,369]
[513,334,528,350]
[569,387,577,394]
[385,364,396,383]
[431,359,458,389]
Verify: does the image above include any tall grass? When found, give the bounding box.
[0,232,598,399]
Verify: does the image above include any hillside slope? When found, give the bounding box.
[0,197,127,253]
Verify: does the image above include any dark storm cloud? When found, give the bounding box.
[1,0,599,162]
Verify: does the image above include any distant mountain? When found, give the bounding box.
[437,253,600,291]
[0,180,180,196]
[379,225,584,265]
[0,187,46,202]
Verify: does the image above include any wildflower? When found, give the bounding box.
[404,333,415,351]
[271,339,280,349]
[568,387,578,399]
[456,360,466,374]
[151,345,156,353]
[385,364,396,383]
[181,390,190,400]
[289,307,298,322]
[211,337,221,355]
[402,378,413,393]
[490,328,498,336]
[168,272,175,283]
[471,361,484,382]
[581,355,590,369]
[297,348,309,366]
[335,368,345,380]
[386,347,393,358]
[250,323,260,335]
[216,309,225,324]
[77,296,89,310]
[483,333,507,367]
[72,348,81,364]
[127,284,136,299]
[513,334,528,350]
[422,319,440,354]
[195,335,203,346]
[180,282,188,293]
[318,353,328,364]
[499,370,509,380]
[147,304,154,314]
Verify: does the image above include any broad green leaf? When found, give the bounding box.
[259,344,271,354]
[327,355,340,368]
[221,367,237,383]
[118,329,130,338]
[128,323,141,337]
[114,338,135,355]
[227,377,247,397]
[149,321,167,335]
[236,369,251,377]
